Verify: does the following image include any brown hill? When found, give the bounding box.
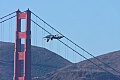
[42,50,120,80]
[0,42,72,80]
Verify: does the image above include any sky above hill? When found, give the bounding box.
[0,0,120,62]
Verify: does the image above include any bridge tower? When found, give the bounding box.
[13,9,31,80]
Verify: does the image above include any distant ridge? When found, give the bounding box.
[42,50,120,80]
[0,41,120,80]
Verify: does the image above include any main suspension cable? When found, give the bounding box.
[0,11,16,19]
[0,15,16,24]
[31,12,120,75]
[31,19,120,78]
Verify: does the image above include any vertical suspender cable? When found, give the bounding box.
[72,45,74,62]
[0,19,2,41]
[83,50,85,61]
[66,39,68,59]
[43,22,46,54]
[0,19,1,50]
[51,29,53,50]
[57,39,60,55]
[0,18,2,49]
[49,37,51,50]
[75,46,76,62]
[10,18,12,42]
[34,18,36,45]
[50,30,53,50]
[65,45,66,59]
[57,39,58,54]
[1,22,3,41]
[50,29,53,50]
[57,40,60,55]
[33,19,35,45]
[9,19,10,42]
[35,17,37,46]
[73,49,74,63]
[42,23,43,47]
[2,22,4,41]
[59,41,60,55]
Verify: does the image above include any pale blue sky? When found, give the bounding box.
[0,0,120,62]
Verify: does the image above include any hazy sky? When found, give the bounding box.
[0,0,120,62]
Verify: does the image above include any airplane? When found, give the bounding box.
[43,34,64,42]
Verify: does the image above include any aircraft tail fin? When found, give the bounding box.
[55,34,59,37]
[47,39,49,42]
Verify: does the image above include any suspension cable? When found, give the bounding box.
[31,20,51,34]
[31,12,120,75]
[0,11,16,19]
[0,15,16,24]
[0,9,27,20]
[31,19,120,78]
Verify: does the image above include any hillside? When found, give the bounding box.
[41,50,120,80]
[0,41,120,80]
[0,42,72,80]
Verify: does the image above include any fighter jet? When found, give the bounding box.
[43,34,64,42]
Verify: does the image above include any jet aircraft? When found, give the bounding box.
[43,34,64,42]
